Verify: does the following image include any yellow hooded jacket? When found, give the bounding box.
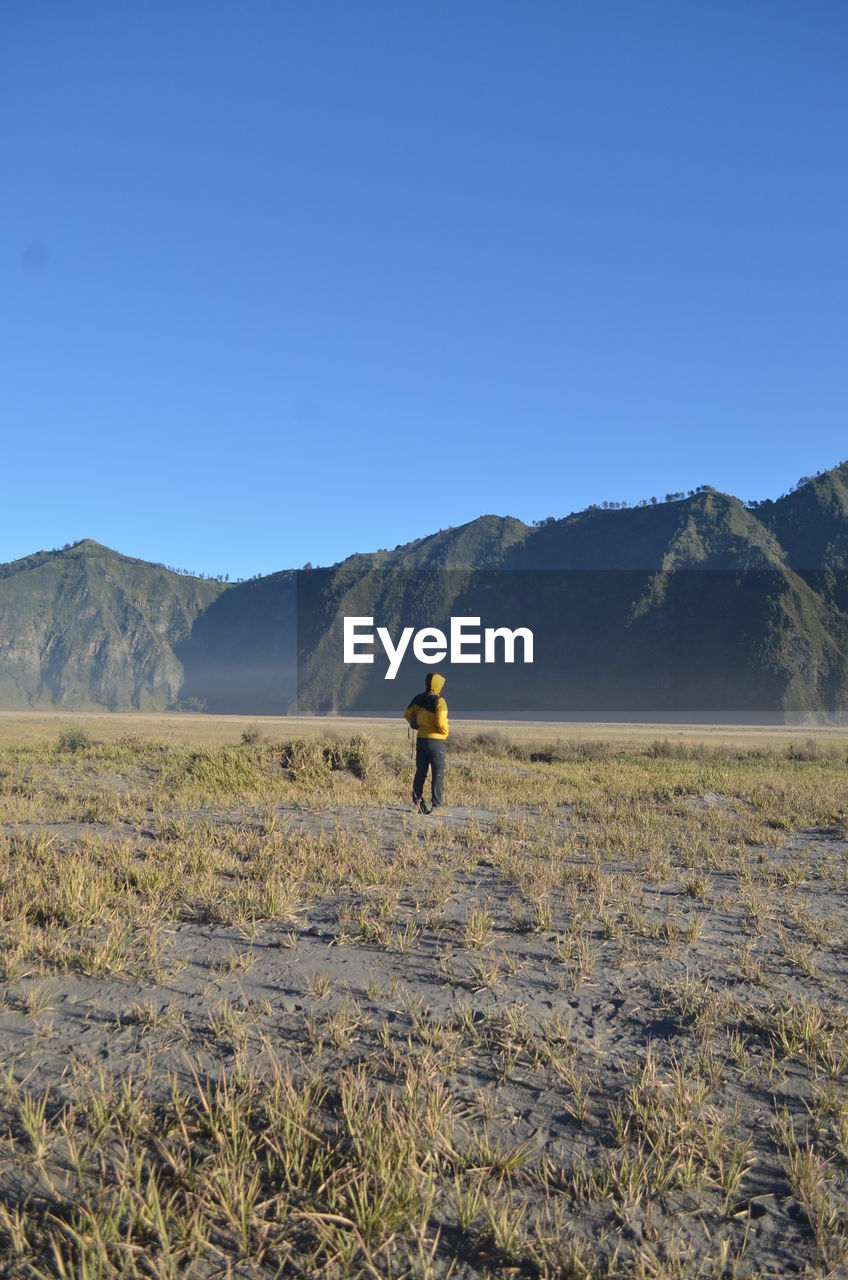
[404,673,448,739]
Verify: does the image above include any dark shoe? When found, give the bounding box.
[413,797,430,814]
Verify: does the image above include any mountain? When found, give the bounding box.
[758,465,848,619]
[760,464,848,571]
[2,463,848,719]
[178,479,848,719]
[0,541,224,709]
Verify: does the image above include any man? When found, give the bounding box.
[404,672,448,813]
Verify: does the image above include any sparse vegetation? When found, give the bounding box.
[0,723,846,1275]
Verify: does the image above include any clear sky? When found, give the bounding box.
[3,2,847,578]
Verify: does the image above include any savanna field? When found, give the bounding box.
[0,716,847,1278]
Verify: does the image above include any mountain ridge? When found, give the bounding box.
[2,461,848,717]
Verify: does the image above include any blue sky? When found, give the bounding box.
[3,2,847,578]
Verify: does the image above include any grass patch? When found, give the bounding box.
[0,729,846,1275]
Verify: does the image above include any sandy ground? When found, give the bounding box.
[1,744,847,1276]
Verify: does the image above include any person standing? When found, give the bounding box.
[403,672,448,813]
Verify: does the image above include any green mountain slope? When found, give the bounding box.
[760,462,848,571]
[0,541,225,709]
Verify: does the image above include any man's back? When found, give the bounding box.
[404,673,448,739]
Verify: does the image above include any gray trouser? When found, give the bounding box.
[413,737,446,808]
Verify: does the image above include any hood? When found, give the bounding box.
[427,672,446,695]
